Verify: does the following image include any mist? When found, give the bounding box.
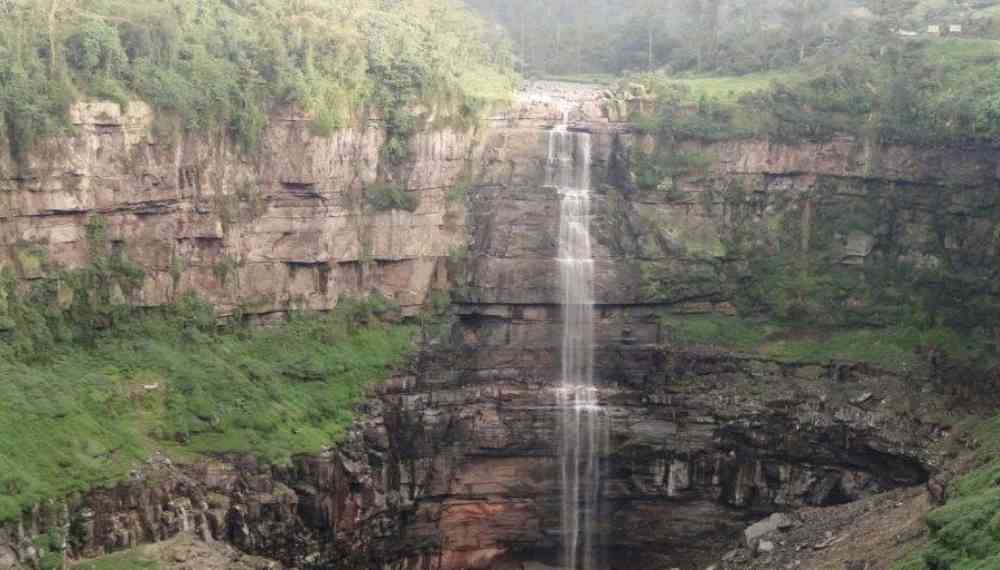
[466,0,992,76]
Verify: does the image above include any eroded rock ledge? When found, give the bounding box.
[2,82,998,569]
[0,341,951,570]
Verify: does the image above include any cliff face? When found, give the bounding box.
[3,86,997,323]
[1,83,997,570]
[0,101,475,317]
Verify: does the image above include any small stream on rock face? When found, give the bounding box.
[549,109,608,570]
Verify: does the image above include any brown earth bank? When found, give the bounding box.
[2,82,999,569]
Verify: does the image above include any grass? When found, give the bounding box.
[923,37,1000,64]
[0,307,416,522]
[74,550,159,570]
[659,314,991,371]
[889,414,1000,570]
[659,314,772,352]
[669,70,801,104]
[624,68,804,141]
[630,36,1000,145]
[535,72,618,85]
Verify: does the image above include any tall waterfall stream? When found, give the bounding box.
[548,110,608,570]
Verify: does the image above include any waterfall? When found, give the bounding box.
[548,110,606,570]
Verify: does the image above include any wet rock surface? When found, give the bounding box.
[1,82,995,569]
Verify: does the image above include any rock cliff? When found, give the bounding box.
[2,82,997,570]
[0,101,474,317]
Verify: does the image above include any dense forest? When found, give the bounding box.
[469,0,1000,75]
[0,0,516,162]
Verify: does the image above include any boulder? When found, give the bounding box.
[744,513,795,548]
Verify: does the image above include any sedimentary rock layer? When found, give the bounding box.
[2,82,997,569]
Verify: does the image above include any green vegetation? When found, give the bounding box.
[535,73,619,85]
[445,244,470,301]
[0,298,415,522]
[473,0,1000,80]
[211,256,240,288]
[631,146,713,191]
[366,183,420,213]
[75,549,160,570]
[641,166,1000,373]
[0,212,421,524]
[660,314,993,372]
[669,70,801,104]
[0,215,149,362]
[447,176,472,204]
[889,415,1000,570]
[34,529,66,570]
[0,214,419,522]
[627,37,1000,146]
[0,0,517,163]
[659,314,769,352]
[470,0,855,76]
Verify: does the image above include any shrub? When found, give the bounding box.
[366,183,420,212]
[0,0,517,163]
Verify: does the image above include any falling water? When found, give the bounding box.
[548,110,606,570]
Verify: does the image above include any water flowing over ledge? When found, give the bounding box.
[550,107,608,570]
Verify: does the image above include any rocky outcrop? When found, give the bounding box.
[0,101,475,317]
[0,341,948,570]
[1,81,995,570]
[4,84,998,320]
[364,337,945,569]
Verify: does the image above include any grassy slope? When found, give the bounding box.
[0,312,416,522]
[668,70,801,104]
[665,38,999,103]
[659,314,994,372]
[76,555,159,570]
[890,415,1000,570]
[626,37,1000,145]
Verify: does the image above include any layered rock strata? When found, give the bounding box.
[2,82,998,569]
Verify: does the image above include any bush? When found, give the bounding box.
[631,40,1000,147]
[0,0,517,163]
[366,183,420,212]
[631,146,713,191]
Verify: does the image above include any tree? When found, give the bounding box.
[679,0,722,71]
[780,0,826,63]
[862,0,919,41]
[636,0,666,70]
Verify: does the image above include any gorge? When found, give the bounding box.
[1,77,999,570]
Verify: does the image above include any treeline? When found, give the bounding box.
[467,0,998,77]
[0,0,517,162]
[626,42,1000,166]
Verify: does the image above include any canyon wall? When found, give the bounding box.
[0,101,474,318]
[1,84,998,570]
